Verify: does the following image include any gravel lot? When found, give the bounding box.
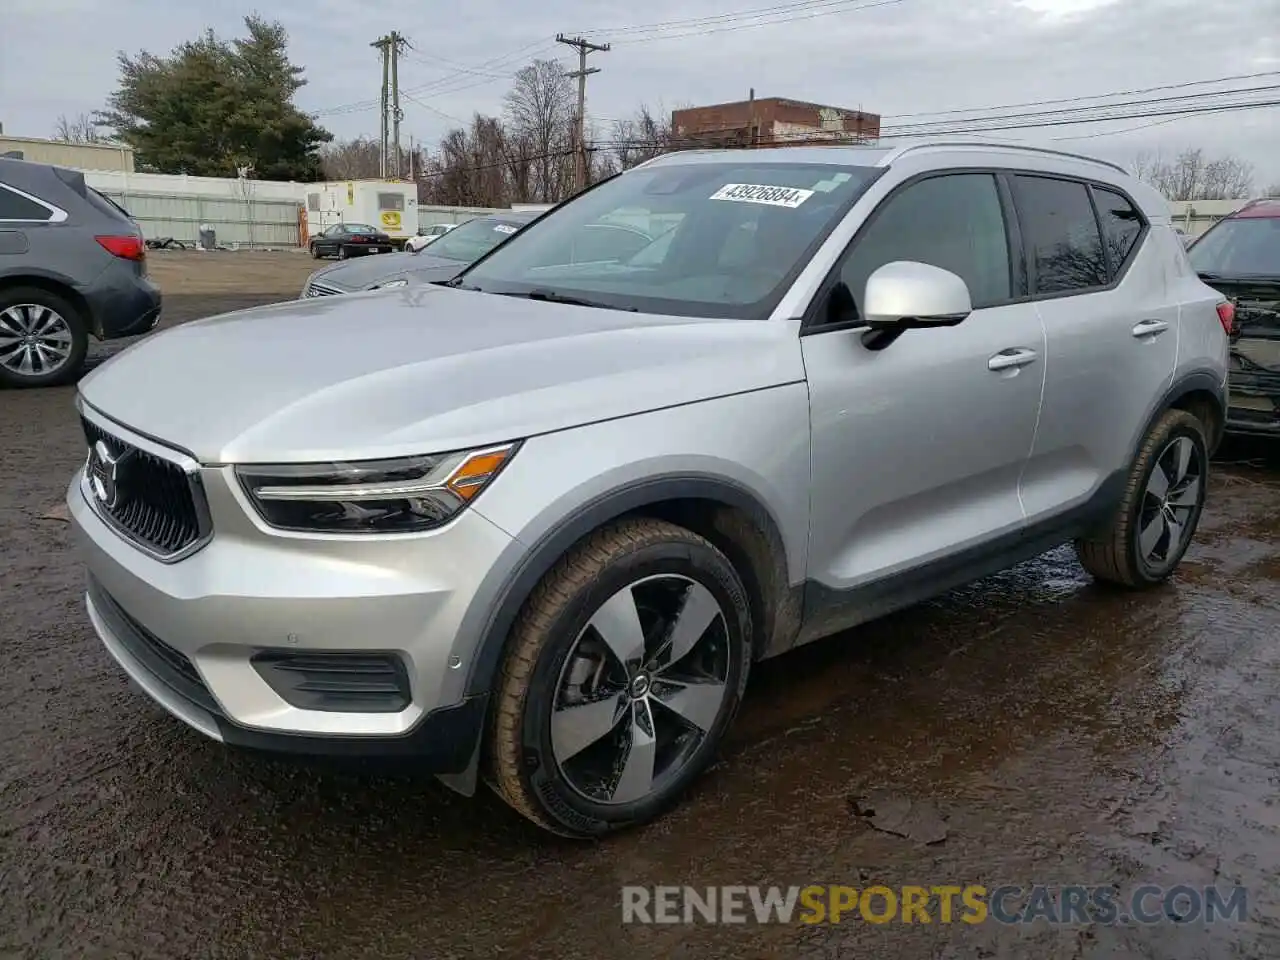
[2,251,1279,959]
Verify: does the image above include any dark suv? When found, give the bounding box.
[1188,198,1280,436]
[0,157,161,387]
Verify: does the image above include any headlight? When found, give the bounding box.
[235,443,519,534]
[370,278,409,290]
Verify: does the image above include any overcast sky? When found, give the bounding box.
[4,0,1279,188]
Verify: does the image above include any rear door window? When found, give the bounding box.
[1012,175,1108,295]
[0,184,54,221]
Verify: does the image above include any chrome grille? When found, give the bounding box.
[81,417,209,559]
[304,279,345,298]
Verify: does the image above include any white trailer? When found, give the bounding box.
[303,180,418,249]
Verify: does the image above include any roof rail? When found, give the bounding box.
[877,140,1129,176]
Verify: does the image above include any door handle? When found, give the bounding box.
[988,348,1039,371]
[1132,319,1170,337]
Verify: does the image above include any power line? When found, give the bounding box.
[310,38,561,118]
[613,0,906,43]
[402,92,467,125]
[887,69,1280,120]
[878,83,1280,135]
[412,97,1277,185]
[308,0,905,119]
[579,0,898,36]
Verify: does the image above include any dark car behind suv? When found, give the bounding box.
[1188,198,1280,436]
[0,157,160,387]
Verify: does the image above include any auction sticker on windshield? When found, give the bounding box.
[710,183,814,208]
[493,224,518,234]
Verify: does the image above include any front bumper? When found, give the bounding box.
[68,434,519,763]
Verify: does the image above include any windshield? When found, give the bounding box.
[425,217,526,262]
[1189,217,1280,277]
[459,161,879,318]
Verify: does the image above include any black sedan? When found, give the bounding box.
[308,223,394,260]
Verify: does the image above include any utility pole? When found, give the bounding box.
[372,32,408,179]
[556,34,610,193]
[372,36,390,178]
[390,33,404,179]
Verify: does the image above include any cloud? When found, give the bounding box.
[3,0,1278,185]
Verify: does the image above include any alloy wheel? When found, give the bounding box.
[551,574,731,806]
[0,304,75,378]
[1138,434,1203,567]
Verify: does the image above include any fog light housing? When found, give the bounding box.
[251,651,412,713]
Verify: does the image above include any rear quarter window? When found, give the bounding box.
[0,183,55,221]
[1092,186,1145,275]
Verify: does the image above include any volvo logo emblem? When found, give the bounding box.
[87,439,131,509]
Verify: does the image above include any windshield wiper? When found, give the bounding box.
[495,289,638,312]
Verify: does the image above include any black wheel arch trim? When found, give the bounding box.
[462,473,790,700]
[0,266,86,296]
[1143,369,1227,456]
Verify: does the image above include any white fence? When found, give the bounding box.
[97,189,302,249]
[76,169,542,246]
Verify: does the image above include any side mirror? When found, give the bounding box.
[863,261,973,330]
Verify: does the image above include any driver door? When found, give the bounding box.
[801,171,1045,601]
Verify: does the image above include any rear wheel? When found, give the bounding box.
[1076,409,1208,587]
[486,518,752,837]
[0,287,89,388]
[338,246,349,260]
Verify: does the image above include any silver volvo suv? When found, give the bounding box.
[69,142,1230,837]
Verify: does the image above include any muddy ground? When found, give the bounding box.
[2,251,1279,959]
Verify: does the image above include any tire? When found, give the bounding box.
[486,518,753,837]
[1076,409,1209,588]
[309,243,320,259]
[0,286,89,388]
[338,246,349,261]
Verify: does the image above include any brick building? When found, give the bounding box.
[670,97,880,149]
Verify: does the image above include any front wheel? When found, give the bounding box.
[486,518,753,837]
[1076,408,1209,587]
[309,242,321,259]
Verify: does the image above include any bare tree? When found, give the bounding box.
[609,103,673,171]
[504,59,575,202]
[1201,153,1253,200]
[423,114,510,207]
[52,113,103,143]
[318,137,382,180]
[1132,147,1254,200]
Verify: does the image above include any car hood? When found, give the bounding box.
[79,285,803,464]
[312,251,464,290]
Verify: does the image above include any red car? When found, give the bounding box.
[1188,199,1280,437]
